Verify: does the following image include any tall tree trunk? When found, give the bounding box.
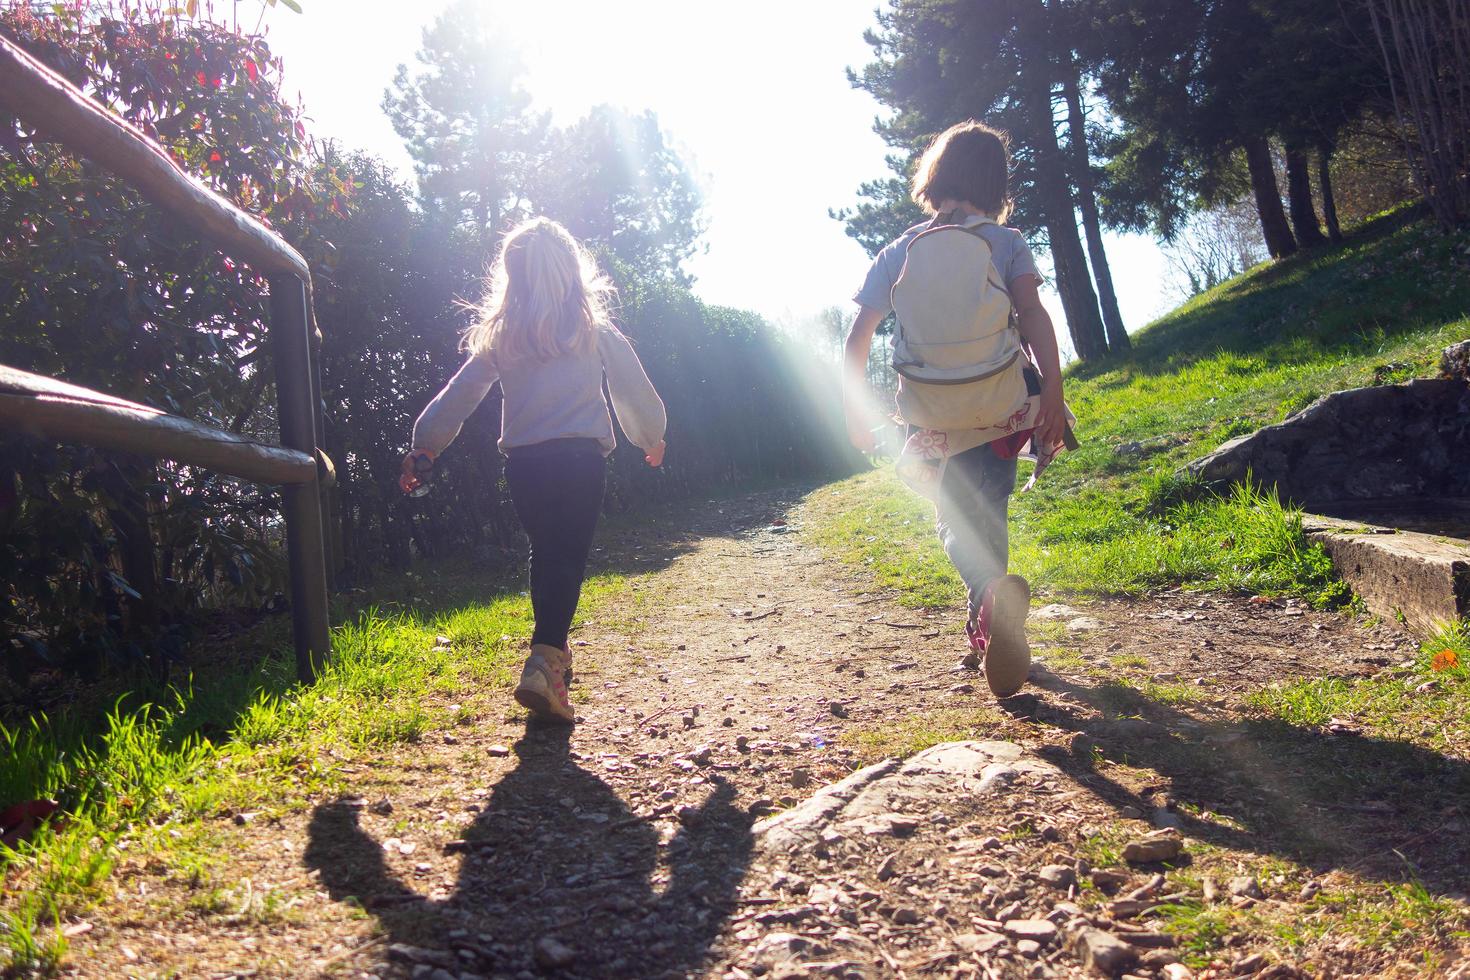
[1318,146,1343,242]
[1062,73,1129,355]
[1244,136,1297,258]
[1284,142,1327,247]
[1019,65,1107,360]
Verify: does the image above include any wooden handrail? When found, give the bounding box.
[0,365,321,485]
[0,27,333,681]
[0,31,310,283]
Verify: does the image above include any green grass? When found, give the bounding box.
[807,208,1469,609]
[1246,620,1470,756]
[0,567,632,973]
[809,472,1351,607]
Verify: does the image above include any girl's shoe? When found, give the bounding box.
[979,574,1031,698]
[515,644,576,724]
[962,619,984,670]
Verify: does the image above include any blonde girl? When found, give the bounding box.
[402,218,667,724]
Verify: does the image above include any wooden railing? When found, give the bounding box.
[0,32,331,682]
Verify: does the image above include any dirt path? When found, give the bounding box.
[67,487,1468,979]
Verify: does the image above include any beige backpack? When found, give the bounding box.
[889,211,1030,430]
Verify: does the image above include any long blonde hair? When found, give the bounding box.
[462,218,616,363]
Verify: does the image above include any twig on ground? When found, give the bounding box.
[315,938,383,971]
[639,703,681,727]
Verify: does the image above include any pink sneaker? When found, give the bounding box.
[978,575,1031,697]
[962,617,986,670]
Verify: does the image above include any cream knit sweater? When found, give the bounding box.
[412,326,667,457]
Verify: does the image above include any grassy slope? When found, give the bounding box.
[805,208,1470,969]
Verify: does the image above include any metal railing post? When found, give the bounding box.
[270,275,331,682]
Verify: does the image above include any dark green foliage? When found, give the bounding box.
[843,0,1114,360]
[381,0,547,243]
[1,4,313,683]
[530,105,706,285]
[1090,0,1381,242]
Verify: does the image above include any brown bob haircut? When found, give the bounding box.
[910,120,1012,220]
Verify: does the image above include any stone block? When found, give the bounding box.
[1304,514,1470,635]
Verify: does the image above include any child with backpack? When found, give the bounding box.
[400,218,667,724]
[843,120,1073,698]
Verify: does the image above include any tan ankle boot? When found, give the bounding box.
[514,644,576,723]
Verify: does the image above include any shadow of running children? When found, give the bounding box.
[1007,669,1470,899]
[305,723,754,978]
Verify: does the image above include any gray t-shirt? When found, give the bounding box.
[854,216,1041,315]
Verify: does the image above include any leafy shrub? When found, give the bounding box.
[1,3,314,683]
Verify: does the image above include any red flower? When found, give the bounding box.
[912,430,949,459]
[244,58,258,83]
[209,151,222,163]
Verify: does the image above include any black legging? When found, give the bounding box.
[503,438,607,650]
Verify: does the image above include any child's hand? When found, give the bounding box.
[399,450,434,495]
[645,441,666,467]
[1034,382,1068,453]
[846,414,876,454]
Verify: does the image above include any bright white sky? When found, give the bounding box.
[262,0,1171,355]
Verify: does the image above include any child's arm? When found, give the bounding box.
[1011,275,1067,452]
[843,305,886,453]
[598,328,668,463]
[410,354,500,456]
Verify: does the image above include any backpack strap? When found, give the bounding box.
[933,208,998,230]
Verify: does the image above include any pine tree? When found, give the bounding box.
[527,106,705,284]
[846,0,1111,361]
[383,0,548,244]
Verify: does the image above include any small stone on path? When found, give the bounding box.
[1039,864,1076,889]
[487,744,510,757]
[534,936,576,969]
[1122,831,1183,864]
[1228,876,1264,900]
[953,932,1006,954]
[1232,952,1266,974]
[1152,808,1184,830]
[1001,919,1058,945]
[1072,928,1138,977]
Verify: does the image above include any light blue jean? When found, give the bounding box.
[935,443,1018,619]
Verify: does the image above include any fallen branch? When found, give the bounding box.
[638,703,681,727]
